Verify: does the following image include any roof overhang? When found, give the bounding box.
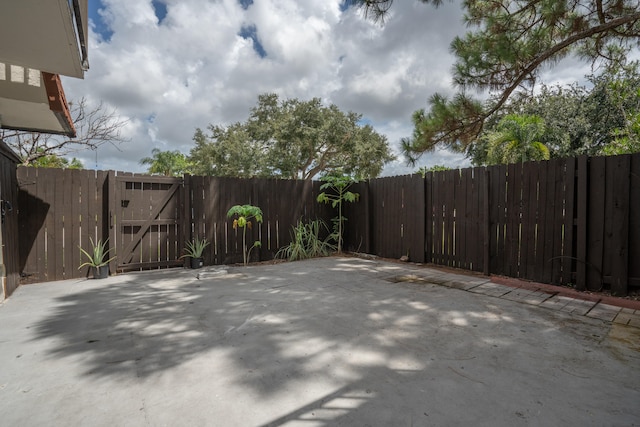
[0,0,88,78]
[0,70,76,137]
[0,0,87,137]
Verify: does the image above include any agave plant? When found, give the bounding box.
[180,237,210,259]
[78,237,116,269]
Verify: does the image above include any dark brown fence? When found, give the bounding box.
[345,154,639,296]
[18,167,109,283]
[188,176,332,265]
[17,168,332,283]
[15,153,639,296]
[0,141,21,297]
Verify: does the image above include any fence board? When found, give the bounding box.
[405,175,425,263]
[533,162,549,283]
[587,157,606,291]
[575,156,588,290]
[521,161,536,280]
[629,154,640,284]
[480,169,489,274]
[424,173,433,264]
[459,169,470,269]
[551,159,566,284]
[542,160,557,284]
[602,159,615,281]
[610,156,630,296]
[434,171,445,265]
[561,157,576,286]
[506,163,520,278]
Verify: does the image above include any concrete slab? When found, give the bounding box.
[586,303,622,322]
[0,257,638,426]
[468,282,513,298]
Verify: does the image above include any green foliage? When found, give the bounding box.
[495,83,596,158]
[30,154,83,169]
[481,115,550,165]
[402,93,485,162]
[180,237,210,259]
[189,93,394,180]
[276,219,336,261]
[78,238,116,269]
[317,174,359,253]
[596,62,640,155]
[139,148,191,177]
[416,164,451,177]
[356,1,640,161]
[227,204,263,266]
[468,61,640,163]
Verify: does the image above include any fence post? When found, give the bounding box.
[107,170,117,275]
[575,156,588,290]
[483,169,490,276]
[182,174,191,268]
[610,156,630,296]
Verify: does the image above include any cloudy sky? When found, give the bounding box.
[61,0,593,175]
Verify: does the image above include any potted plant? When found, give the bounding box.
[181,237,210,268]
[78,238,116,279]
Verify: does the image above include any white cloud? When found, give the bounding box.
[61,0,626,175]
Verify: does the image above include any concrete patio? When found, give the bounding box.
[0,257,638,426]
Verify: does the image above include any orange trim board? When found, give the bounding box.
[42,72,76,137]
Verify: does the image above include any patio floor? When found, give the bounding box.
[0,256,638,426]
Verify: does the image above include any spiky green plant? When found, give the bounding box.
[276,219,335,261]
[180,237,210,259]
[78,238,116,269]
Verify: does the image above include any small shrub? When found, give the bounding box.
[277,219,335,261]
[317,173,359,253]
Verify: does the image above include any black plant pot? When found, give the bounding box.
[92,265,109,279]
[190,257,204,269]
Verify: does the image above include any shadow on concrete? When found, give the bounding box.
[29,257,640,425]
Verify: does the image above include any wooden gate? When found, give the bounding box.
[108,172,188,272]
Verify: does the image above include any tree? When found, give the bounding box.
[416,164,451,177]
[0,97,128,165]
[139,148,191,177]
[31,154,84,169]
[189,94,395,180]
[498,83,595,158]
[591,62,640,155]
[468,61,640,163]
[483,114,550,165]
[356,0,640,162]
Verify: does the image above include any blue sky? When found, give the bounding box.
[64,0,598,174]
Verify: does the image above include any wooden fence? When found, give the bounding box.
[187,176,332,265]
[0,140,21,298]
[16,168,331,283]
[345,154,639,296]
[15,153,639,296]
[18,167,109,283]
